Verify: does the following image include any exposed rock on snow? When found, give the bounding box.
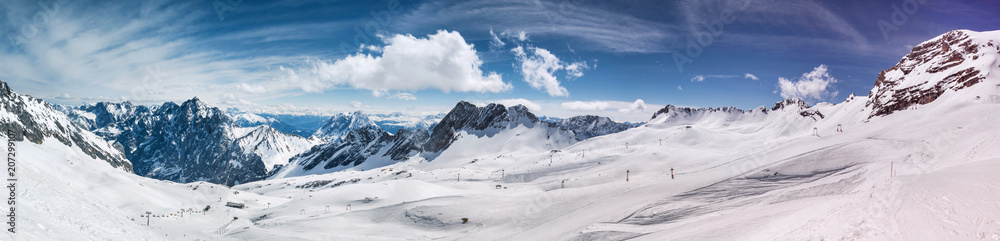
[0,80,131,171]
[868,30,999,117]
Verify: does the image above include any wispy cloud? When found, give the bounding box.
[0,0,297,106]
[561,101,609,111]
[396,0,675,53]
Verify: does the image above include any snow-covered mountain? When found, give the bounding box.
[369,112,443,133]
[423,101,576,153]
[0,80,131,171]
[268,126,428,178]
[234,125,317,172]
[547,115,638,140]
[270,101,576,178]
[311,111,442,142]
[868,29,1000,118]
[312,111,379,142]
[64,98,315,185]
[225,108,326,137]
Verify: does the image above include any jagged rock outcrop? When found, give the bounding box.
[269,126,429,178]
[70,98,274,185]
[423,101,555,153]
[867,30,999,118]
[551,115,637,140]
[0,80,132,171]
[269,101,575,178]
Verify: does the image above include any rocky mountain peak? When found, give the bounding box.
[867,29,1000,118]
[771,99,810,111]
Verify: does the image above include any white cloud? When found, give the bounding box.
[489,28,506,48]
[388,93,417,101]
[512,45,587,97]
[692,74,744,82]
[777,65,839,102]
[276,30,511,94]
[619,99,648,113]
[561,101,609,111]
[237,83,268,94]
[397,1,671,53]
[677,85,683,91]
[745,73,759,80]
[494,98,542,111]
[350,101,365,108]
[219,93,256,106]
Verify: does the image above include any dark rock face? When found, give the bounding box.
[272,101,573,178]
[73,98,267,186]
[649,99,823,123]
[275,127,429,174]
[553,115,635,140]
[650,104,749,120]
[867,30,994,118]
[0,80,132,171]
[423,102,542,153]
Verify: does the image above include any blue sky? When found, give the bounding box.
[1,0,998,121]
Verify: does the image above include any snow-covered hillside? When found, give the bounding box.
[234,125,318,172]
[0,80,131,171]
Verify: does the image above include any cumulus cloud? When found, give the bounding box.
[691,75,706,82]
[388,93,417,101]
[777,65,839,102]
[277,30,511,94]
[561,101,609,111]
[494,98,542,111]
[677,85,683,91]
[512,45,587,97]
[619,99,648,113]
[350,101,365,108]
[745,73,759,80]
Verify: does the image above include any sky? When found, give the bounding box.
[1,0,998,122]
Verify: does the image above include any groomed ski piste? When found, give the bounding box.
[5,30,1000,240]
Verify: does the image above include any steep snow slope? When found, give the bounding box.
[234,125,317,172]
[0,80,131,171]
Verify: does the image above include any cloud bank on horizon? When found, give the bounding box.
[0,0,997,121]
